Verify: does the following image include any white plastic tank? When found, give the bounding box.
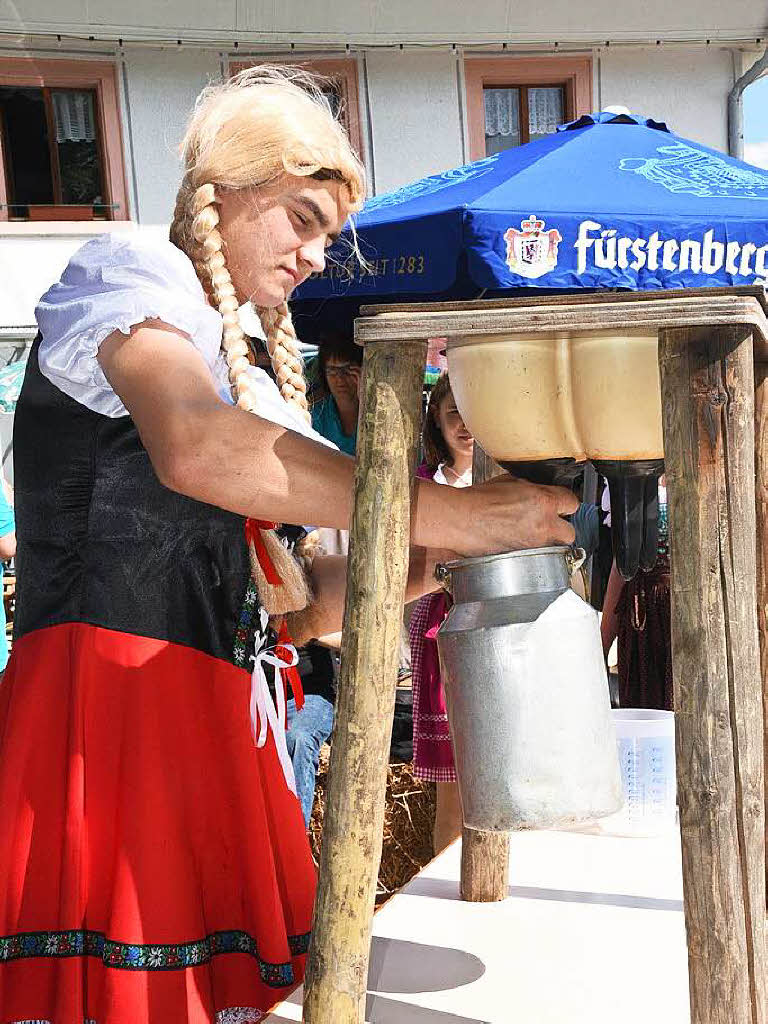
[446,328,663,464]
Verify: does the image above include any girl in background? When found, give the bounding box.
[410,375,473,854]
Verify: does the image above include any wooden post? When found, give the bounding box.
[659,324,766,1024]
[755,362,768,905]
[303,339,426,1024]
[459,443,510,903]
[460,826,510,903]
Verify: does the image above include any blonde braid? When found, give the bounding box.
[189,184,258,412]
[257,302,311,424]
[182,182,311,616]
[257,303,319,573]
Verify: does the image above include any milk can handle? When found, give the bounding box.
[434,563,452,592]
[566,546,586,576]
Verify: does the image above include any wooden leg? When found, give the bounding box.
[460,826,509,902]
[659,325,766,1024]
[754,363,768,905]
[459,443,510,903]
[303,339,426,1024]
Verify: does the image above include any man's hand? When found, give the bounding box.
[412,475,578,557]
[459,476,578,554]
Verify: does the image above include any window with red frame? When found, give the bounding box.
[483,84,567,155]
[0,84,112,220]
[464,57,592,162]
[229,59,363,161]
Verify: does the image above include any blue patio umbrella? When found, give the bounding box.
[294,111,768,302]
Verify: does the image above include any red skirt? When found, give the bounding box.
[0,623,315,1024]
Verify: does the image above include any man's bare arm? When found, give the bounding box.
[98,322,578,556]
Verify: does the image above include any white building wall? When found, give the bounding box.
[0,223,162,337]
[0,40,740,228]
[123,47,222,225]
[364,49,465,193]
[118,43,747,209]
[108,45,468,215]
[598,45,735,152]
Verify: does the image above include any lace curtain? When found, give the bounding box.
[528,87,564,137]
[484,88,520,138]
[52,90,96,144]
[484,85,564,140]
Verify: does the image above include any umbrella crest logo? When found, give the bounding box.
[504,215,562,279]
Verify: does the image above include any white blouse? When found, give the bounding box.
[433,462,472,488]
[34,232,333,446]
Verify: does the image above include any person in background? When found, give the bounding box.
[308,333,363,559]
[410,375,473,854]
[310,333,362,457]
[600,476,672,710]
[286,641,337,827]
[0,474,14,678]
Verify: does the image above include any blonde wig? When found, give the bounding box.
[170,64,365,616]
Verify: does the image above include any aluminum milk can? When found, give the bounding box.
[436,546,623,831]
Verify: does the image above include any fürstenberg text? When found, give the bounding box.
[574,219,768,282]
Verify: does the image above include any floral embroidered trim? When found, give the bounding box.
[233,579,262,668]
[0,928,310,988]
[215,1009,264,1023]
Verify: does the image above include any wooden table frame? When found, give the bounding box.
[303,286,768,1024]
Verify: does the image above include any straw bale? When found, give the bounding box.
[309,747,436,904]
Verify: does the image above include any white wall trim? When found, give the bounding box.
[455,47,469,164]
[0,221,134,236]
[222,47,359,68]
[356,52,375,194]
[0,326,36,337]
[3,26,765,47]
[593,46,601,111]
[0,40,117,58]
[117,49,140,224]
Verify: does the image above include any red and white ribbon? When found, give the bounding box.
[245,517,283,586]
[249,639,300,796]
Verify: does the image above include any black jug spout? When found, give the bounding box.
[496,456,663,580]
[592,459,665,580]
[498,457,586,489]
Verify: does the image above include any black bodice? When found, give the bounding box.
[13,337,253,662]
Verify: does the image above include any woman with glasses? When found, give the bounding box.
[310,333,363,457]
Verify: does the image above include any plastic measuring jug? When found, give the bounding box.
[598,709,676,836]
